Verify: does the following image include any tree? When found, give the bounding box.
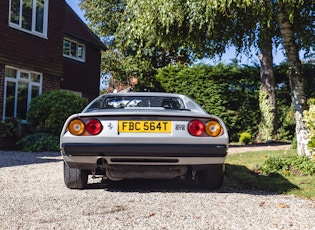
[256,1,278,141]
[119,0,278,142]
[118,0,314,155]
[81,0,314,154]
[80,0,191,91]
[276,0,314,155]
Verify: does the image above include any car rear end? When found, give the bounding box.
[60,93,229,189]
[60,111,228,189]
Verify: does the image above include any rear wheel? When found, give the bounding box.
[198,164,224,190]
[63,162,88,189]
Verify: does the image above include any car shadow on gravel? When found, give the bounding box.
[83,178,270,195]
[83,164,298,195]
[0,151,62,168]
[85,178,215,193]
[224,164,299,195]
[83,177,297,196]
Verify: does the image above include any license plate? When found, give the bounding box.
[118,120,172,133]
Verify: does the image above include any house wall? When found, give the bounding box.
[62,45,101,101]
[0,64,5,120]
[0,0,64,120]
[0,0,64,77]
[0,0,103,121]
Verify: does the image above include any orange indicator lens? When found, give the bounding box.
[68,119,85,136]
[205,120,222,137]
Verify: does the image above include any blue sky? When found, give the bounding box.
[66,0,290,65]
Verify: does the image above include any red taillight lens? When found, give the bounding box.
[85,119,102,135]
[188,120,204,136]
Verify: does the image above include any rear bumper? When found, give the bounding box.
[61,143,228,169]
[61,143,227,158]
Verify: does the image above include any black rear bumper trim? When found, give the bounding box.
[61,143,227,158]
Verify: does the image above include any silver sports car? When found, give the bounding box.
[60,92,229,189]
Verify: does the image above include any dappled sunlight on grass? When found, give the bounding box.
[225,150,315,200]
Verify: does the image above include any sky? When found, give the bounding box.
[66,0,291,66]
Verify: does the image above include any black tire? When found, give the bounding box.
[63,162,88,189]
[198,164,224,190]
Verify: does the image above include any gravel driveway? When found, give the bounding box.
[1,150,314,230]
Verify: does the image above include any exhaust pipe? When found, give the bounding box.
[96,158,107,169]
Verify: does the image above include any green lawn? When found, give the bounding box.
[225,149,315,200]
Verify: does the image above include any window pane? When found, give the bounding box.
[35,0,44,32]
[78,45,83,58]
[17,82,28,120]
[22,0,33,30]
[10,0,21,24]
[5,81,16,118]
[70,42,77,57]
[20,72,29,80]
[31,73,41,82]
[31,85,40,99]
[63,40,71,56]
[5,68,17,78]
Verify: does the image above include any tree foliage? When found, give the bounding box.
[80,0,314,154]
[156,63,261,142]
[156,62,314,143]
[81,0,192,90]
[304,98,315,154]
[118,0,314,56]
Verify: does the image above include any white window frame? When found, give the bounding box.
[63,37,86,62]
[3,66,43,122]
[8,0,49,39]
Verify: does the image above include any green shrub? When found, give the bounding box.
[304,98,315,155]
[291,136,297,149]
[18,132,59,152]
[0,117,23,138]
[27,90,88,136]
[289,156,315,175]
[156,63,260,142]
[276,106,295,141]
[239,132,252,145]
[259,156,315,176]
[259,157,288,175]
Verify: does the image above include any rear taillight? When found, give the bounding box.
[188,119,223,137]
[68,119,103,136]
[205,120,222,137]
[85,119,103,135]
[188,120,204,136]
[68,119,85,135]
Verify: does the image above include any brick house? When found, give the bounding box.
[0,0,105,121]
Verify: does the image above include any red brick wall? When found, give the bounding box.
[42,74,61,92]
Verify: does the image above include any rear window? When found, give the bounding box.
[87,96,185,111]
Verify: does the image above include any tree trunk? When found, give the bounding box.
[258,40,277,142]
[277,1,310,156]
